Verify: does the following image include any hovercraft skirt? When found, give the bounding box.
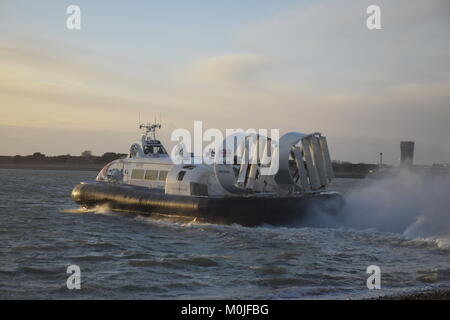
[71,182,343,226]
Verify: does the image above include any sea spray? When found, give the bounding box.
[303,169,450,247]
[63,203,112,215]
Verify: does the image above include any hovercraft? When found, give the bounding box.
[71,122,344,226]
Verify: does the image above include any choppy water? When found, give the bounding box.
[0,168,449,299]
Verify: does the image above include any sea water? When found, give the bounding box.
[0,169,449,299]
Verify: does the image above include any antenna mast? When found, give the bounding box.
[139,116,162,141]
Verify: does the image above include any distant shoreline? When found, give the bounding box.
[0,153,126,172]
[0,163,102,171]
[0,163,367,178]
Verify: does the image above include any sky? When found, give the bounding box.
[0,0,449,164]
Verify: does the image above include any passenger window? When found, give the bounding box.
[176,171,186,181]
[131,169,145,180]
[144,170,158,180]
[158,171,168,181]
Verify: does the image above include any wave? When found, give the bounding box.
[62,203,113,215]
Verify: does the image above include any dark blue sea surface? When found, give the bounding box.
[0,169,449,299]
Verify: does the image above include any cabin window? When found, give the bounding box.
[158,170,168,181]
[176,171,186,181]
[131,169,145,180]
[144,170,158,180]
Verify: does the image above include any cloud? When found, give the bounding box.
[187,53,274,85]
[0,124,138,156]
[2,33,448,163]
[0,34,185,131]
[239,0,450,91]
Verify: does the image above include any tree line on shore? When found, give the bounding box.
[0,151,128,165]
[0,151,379,174]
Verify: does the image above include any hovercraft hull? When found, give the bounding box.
[71,182,344,226]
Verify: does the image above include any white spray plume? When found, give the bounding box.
[304,169,450,247]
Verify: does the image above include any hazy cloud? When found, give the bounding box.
[239,0,450,90]
[187,54,273,85]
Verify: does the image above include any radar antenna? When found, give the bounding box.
[139,121,161,141]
